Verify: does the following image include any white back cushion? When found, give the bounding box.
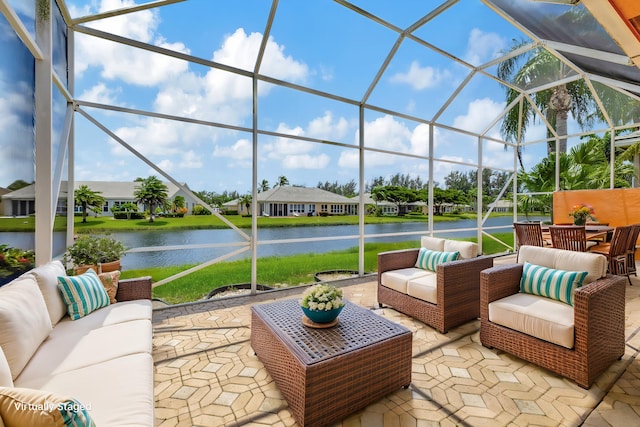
[0,277,53,380]
[517,245,606,284]
[420,236,445,251]
[29,260,68,325]
[443,240,478,259]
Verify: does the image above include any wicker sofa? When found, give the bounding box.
[480,245,626,388]
[377,236,494,333]
[0,260,154,426]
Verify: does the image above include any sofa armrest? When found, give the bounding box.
[573,274,626,354]
[479,264,523,321]
[377,249,420,275]
[116,276,152,301]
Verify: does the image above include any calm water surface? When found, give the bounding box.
[1,216,548,270]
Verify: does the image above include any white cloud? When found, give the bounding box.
[73,1,189,86]
[282,154,330,169]
[214,139,252,160]
[390,61,451,90]
[464,28,506,66]
[78,83,120,105]
[453,98,506,135]
[307,111,349,140]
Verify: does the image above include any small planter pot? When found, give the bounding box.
[74,260,121,275]
[301,305,344,324]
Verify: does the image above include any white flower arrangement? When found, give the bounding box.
[300,284,345,311]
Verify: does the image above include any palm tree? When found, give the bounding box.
[133,176,169,223]
[74,185,106,223]
[497,40,596,157]
[239,194,252,215]
[258,179,270,192]
[275,176,289,187]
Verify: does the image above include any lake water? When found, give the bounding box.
[1,215,548,270]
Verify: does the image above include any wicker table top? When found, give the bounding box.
[251,299,411,366]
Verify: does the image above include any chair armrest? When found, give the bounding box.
[573,274,626,354]
[479,264,523,321]
[377,249,420,274]
[116,276,152,301]
[438,256,494,296]
[436,256,493,310]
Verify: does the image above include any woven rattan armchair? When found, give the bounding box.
[378,248,493,333]
[480,247,626,388]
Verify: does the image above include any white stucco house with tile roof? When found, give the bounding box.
[1,181,198,217]
[225,186,358,217]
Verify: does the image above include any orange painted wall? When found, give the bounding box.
[553,188,640,258]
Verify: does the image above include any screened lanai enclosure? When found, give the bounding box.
[2,0,640,302]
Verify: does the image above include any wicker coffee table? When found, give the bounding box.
[251,299,412,427]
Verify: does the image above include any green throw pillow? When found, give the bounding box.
[57,270,110,320]
[415,248,459,272]
[520,262,588,306]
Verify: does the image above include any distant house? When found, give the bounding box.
[1,181,198,217]
[226,186,358,217]
[488,199,514,213]
[0,187,10,216]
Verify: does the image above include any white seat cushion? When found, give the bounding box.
[15,353,154,427]
[489,293,575,349]
[406,273,438,304]
[381,268,431,294]
[0,347,12,388]
[16,319,152,383]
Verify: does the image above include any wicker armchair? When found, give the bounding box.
[480,246,626,388]
[378,246,493,333]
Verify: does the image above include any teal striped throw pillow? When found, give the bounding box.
[520,262,588,306]
[415,248,459,272]
[57,269,111,320]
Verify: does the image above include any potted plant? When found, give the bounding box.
[0,244,35,286]
[299,284,346,325]
[63,234,127,275]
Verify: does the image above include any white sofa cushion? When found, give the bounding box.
[29,260,68,326]
[0,277,52,380]
[517,245,606,284]
[381,268,431,294]
[420,236,445,251]
[406,273,438,304]
[52,300,152,332]
[444,240,478,259]
[15,353,154,427]
[16,319,152,383]
[0,347,12,387]
[489,292,575,348]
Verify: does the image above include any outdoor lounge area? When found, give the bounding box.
[152,254,640,427]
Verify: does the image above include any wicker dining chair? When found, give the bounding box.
[514,222,545,249]
[590,225,633,285]
[626,224,640,280]
[549,225,589,252]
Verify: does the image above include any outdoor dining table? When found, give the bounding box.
[541,224,614,244]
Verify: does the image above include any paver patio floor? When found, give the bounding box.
[152,255,640,426]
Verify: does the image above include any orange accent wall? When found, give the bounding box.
[553,189,640,258]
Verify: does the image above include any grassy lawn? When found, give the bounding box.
[126,232,514,305]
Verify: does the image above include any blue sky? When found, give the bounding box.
[60,0,565,195]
